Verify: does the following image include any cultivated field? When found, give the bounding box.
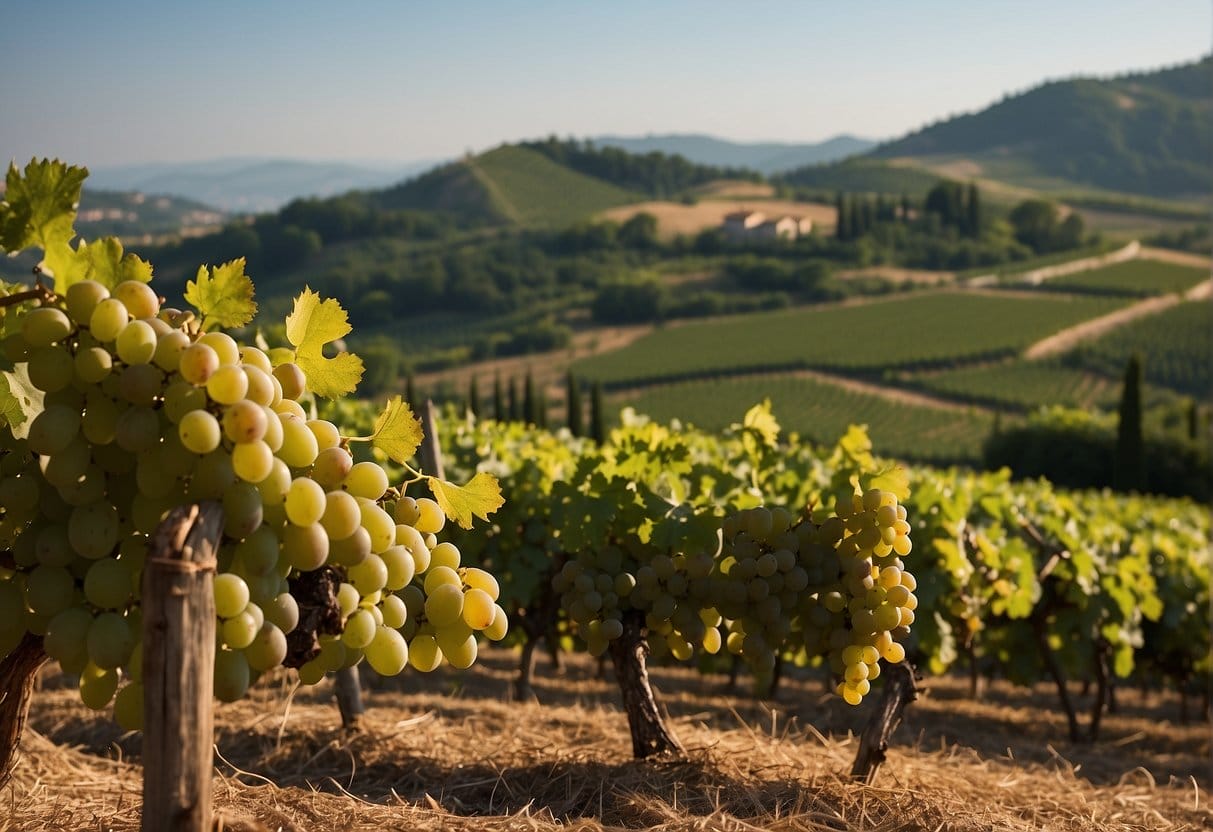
[597,198,836,239]
[903,362,1121,412]
[8,652,1208,831]
[1035,259,1209,297]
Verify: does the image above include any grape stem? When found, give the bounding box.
[0,283,55,309]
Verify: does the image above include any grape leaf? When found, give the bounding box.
[741,399,780,448]
[283,288,364,398]
[368,395,423,464]
[867,465,910,500]
[185,258,257,330]
[0,159,87,292]
[426,472,504,530]
[74,236,153,290]
[0,363,45,438]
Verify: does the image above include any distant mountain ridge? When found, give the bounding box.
[870,55,1212,199]
[87,157,437,213]
[592,133,875,174]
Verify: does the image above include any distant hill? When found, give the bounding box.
[87,157,435,213]
[593,133,875,174]
[777,158,944,197]
[373,145,640,226]
[870,56,1212,199]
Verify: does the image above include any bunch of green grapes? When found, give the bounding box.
[0,278,504,728]
[716,488,916,705]
[552,540,723,660]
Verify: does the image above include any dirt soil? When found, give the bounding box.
[5,650,1209,831]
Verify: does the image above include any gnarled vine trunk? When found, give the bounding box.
[607,609,683,759]
[851,660,917,784]
[0,633,47,790]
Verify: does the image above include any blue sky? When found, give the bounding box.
[1,1,1208,168]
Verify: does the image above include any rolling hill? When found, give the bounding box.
[870,55,1212,200]
[591,133,875,174]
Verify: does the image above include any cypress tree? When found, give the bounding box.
[835,192,848,241]
[966,182,981,237]
[566,370,584,437]
[848,200,863,238]
[1187,398,1199,441]
[493,373,505,422]
[508,377,520,422]
[523,371,536,425]
[537,387,548,429]
[405,372,417,408]
[467,375,480,418]
[900,193,912,222]
[861,198,875,234]
[590,381,605,444]
[1114,353,1146,492]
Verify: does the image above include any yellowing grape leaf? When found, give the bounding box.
[283,288,364,398]
[742,399,780,448]
[0,364,45,438]
[185,259,257,330]
[867,465,910,500]
[74,236,153,290]
[427,472,505,530]
[368,395,423,464]
[0,159,88,292]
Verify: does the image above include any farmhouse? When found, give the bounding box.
[722,210,812,242]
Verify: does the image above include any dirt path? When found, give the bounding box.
[1137,245,1213,269]
[1024,277,1213,360]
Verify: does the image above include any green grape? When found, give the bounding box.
[163,380,207,424]
[27,405,82,456]
[342,461,388,501]
[0,474,40,521]
[264,592,299,633]
[79,662,120,710]
[22,307,73,347]
[483,605,509,641]
[284,477,326,527]
[25,565,75,616]
[231,440,274,483]
[222,399,267,444]
[395,524,429,572]
[74,346,113,384]
[89,298,129,342]
[198,331,240,366]
[179,409,221,454]
[239,345,273,374]
[393,496,420,526]
[188,450,236,501]
[222,610,259,649]
[113,681,144,730]
[244,622,287,671]
[272,362,306,400]
[365,626,408,675]
[424,583,463,627]
[152,328,190,372]
[329,525,371,567]
[436,630,477,669]
[341,608,376,649]
[256,458,291,506]
[462,567,499,600]
[115,320,157,365]
[379,545,415,591]
[112,280,159,319]
[320,490,360,540]
[242,365,275,407]
[428,541,461,571]
[305,419,340,451]
[118,363,163,407]
[222,482,263,540]
[277,417,319,468]
[41,437,90,488]
[214,572,251,619]
[408,633,441,671]
[214,649,250,702]
[179,342,220,386]
[359,501,395,553]
[86,611,135,669]
[380,594,407,629]
[422,565,460,594]
[206,364,248,406]
[348,553,388,596]
[414,497,445,534]
[311,446,352,489]
[461,588,495,630]
[65,280,109,326]
[43,606,93,671]
[275,399,307,420]
[114,406,159,454]
[28,346,75,392]
[83,558,132,609]
[280,522,328,571]
[336,582,360,617]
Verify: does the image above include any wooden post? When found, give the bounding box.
[851,661,918,784]
[0,633,48,790]
[334,666,364,730]
[142,503,223,832]
[420,398,445,479]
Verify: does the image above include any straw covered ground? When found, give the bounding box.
[4,648,1209,831]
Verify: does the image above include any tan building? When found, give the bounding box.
[722,210,811,242]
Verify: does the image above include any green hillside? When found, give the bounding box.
[871,56,1212,199]
[776,157,943,197]
[372,145,639,227]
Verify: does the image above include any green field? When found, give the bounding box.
[904,362,1120,411]
[472,146,639,226]
[1038,259,1208,297]
[1060,301,1211,398]
[623,374,993,464]
[574,292,1128,386]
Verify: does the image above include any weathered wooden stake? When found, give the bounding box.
[0,633,47,790]
[142,503,223,832]
[420,398,445,479]
[851,661,918,784]
[334,666,364,729]
[607,610,684,759]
